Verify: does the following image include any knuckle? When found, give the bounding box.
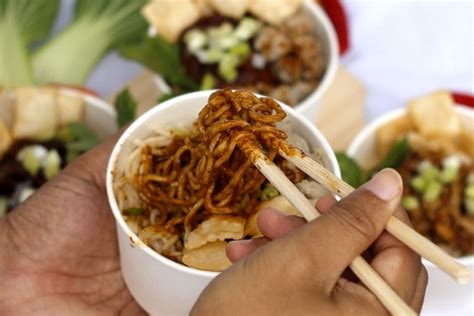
[329,197,378,243]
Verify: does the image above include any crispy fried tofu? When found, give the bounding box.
[13,87,58,141]
[57,94,84,126]
[407,90,461,139]
[142,0,200,43]
[182,241,232,271]
[249,0,302,24]
[376,114,413,158]
[0,119,12,157]
[209,0,249,19]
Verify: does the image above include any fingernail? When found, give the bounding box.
[362,169,402,201]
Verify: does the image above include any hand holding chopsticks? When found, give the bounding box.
[239,137,471,316]
[280,150,472,284]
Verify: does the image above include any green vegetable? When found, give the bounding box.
[200,73,216,90]
[0,0,60,88]
[234,17,262,40]
[417,161,439,180]
[21,147,41,176]
[184,29,207,53]
[260,184,279,201]
[465,185,474,200]
[32,0,147,85]
[218,54,240,82]
[0,196,7,217]
[114,88,137,128]
[423,181,443,203]
[43,150,61,180]
[124,207,144,216]
[373,138,411,172]
[121,35,197,90]
[410,176,427,193]
[336,153,366,188]
[59,122,100,162]
[439,156,461,183]
[402,195,419,211]
[197,48,225,64]
[465,199,474,215]
[229,42,251,59]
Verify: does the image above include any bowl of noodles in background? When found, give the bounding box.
[346,91,474,315]
[106,89,340,315]
[137,0,339,119]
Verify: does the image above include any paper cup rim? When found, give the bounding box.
[106,90,340,278]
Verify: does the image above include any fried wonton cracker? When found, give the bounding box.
[209,0,249,19]
[185,215,245,250]
[182,240,232,271]
[57,94,84,126]
[13,87,58,141]
[407,90,461,139]
[249,0,302,25]
[142,0,200,43]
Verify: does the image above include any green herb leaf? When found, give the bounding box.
[114,88,137,128]
[120,35,198,90]
[336,153,366,188]
[59,122,100,162]
[373,138,411,172]
[124,207,144,216]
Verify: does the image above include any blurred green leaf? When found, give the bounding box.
[114,88,137,128]
[336,153,366,188]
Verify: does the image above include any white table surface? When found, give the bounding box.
[55,1,474,315]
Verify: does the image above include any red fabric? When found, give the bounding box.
[452,92,474,108]
[319,0,349,55]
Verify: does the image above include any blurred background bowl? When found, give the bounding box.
[347,105,474,315]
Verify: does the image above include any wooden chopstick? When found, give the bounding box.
[252,153,416,316]
[280,150,472,285]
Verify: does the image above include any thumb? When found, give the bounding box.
[293,168,402,290]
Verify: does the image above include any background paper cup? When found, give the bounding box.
[106,90,341,315]
[152,0,339,120]
[347,105,474,315]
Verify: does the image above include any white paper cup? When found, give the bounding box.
[295,0,339,118]
[347,105,474,315]
[106,90,340,315]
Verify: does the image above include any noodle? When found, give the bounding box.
[114,89,321,270]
